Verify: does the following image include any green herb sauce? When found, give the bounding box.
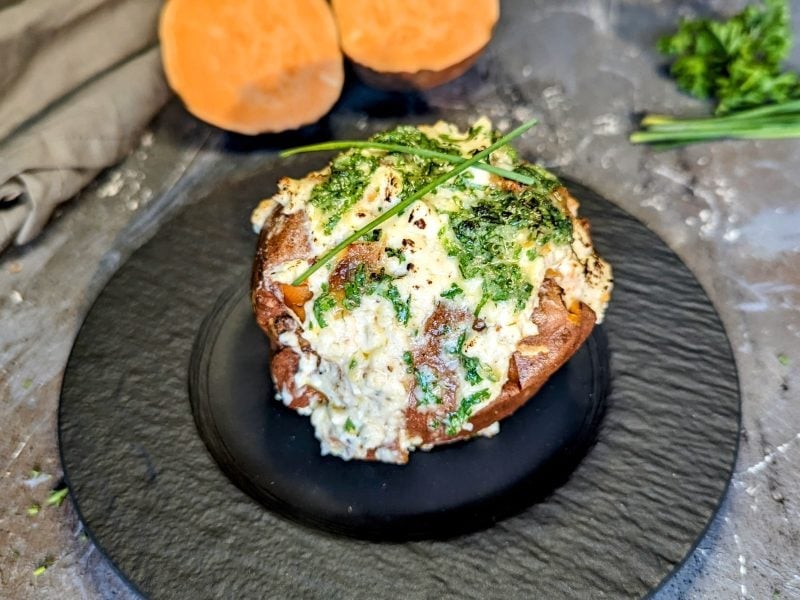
[370,126,455,199]
[443,176,571,312]
[309,152,379,233]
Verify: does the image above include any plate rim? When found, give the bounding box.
[57,176,742,599]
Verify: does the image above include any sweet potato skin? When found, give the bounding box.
[465,280,596,436]
[251,209,327,411]
[351,47,488,91]
[252,204,598,456]
[332,0,499,90]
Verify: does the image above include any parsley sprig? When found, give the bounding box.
[632,0,800,146]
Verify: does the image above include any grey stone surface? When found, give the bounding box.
[1,0,799,598]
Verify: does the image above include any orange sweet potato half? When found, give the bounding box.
[331,0,500,90]
[159,0,344,134]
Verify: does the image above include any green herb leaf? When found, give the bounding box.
[778,354,790,366]
[402,352,441,406]
[402,351,414,372]
[344,418,357,434]
[329,263,412,326]
[343,264,370,310]
[313,283,337,328]
[385,247,405,262]
[414,366,441,406]
[380,283,411,326]
[440,283,464,299]
[450,331,496,385]
[46,487,69,507]
[444,389,491,436]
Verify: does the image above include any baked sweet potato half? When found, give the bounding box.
[251,119,612,463]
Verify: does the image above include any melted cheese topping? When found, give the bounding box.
[253,118,612,463]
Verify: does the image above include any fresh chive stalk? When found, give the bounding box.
[291,119,539,285]
[631,102,800,146]
[281,141,537,185]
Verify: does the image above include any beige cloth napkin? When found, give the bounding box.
[0,0,170,251]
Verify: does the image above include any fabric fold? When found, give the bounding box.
[0,46,170,249]
[0,0,171,252]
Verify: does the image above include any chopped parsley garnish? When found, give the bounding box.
[385,247,405,261]
[313,283,337,327]
[381,282,411,326]
[444,389,491,436]
[343,263,370,310]
[450,331,496,384]
[339,263,411,325]
[414,366,441,406]
[371,125,458,157]
[370,126,455,198]
[344,418,357,434]
[440,283,464,299]
[364,228,382,242]
[348,357,358,370]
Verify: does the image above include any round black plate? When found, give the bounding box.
[59,169,740,599]
[189,286,608,540]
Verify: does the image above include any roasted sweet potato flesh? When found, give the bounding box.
[160,0,344,134]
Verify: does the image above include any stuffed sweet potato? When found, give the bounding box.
[251,119,612,464]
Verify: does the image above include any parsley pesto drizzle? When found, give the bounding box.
[288,119,540,285]
[309,152,378,234]
[443,178,572,312]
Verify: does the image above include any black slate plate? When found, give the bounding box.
[59,171,740,599]
[189,285,608,540]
